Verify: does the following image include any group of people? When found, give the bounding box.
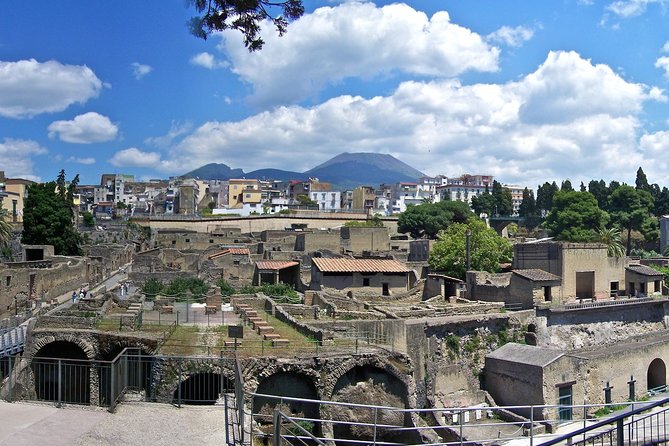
[71,288,90,302]
[119,282,130,297]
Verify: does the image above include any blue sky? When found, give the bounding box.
[3,0,669,189]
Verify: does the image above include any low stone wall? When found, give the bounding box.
[35,314,99,330]
[129,271,193,284]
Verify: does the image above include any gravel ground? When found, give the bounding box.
[0,401,229,446]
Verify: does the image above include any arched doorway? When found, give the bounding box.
[33,341,90,404]
[252,372,320,437]
[173,372,233,405]
[331,365,415,444]
[647,358,666,392]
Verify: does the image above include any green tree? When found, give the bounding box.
[518,187,537,218]
[588,179,609,211]
[428,220,513,279]
[189,0,304,51]
[216,277,236,296]
[544,191,609,242]
[635,167,650,191]
[561,179,574,192]
[491,181,513,216]
[296,194,318,208]
[398,200,473,239]
[22,172,82,255]
[608,185,656,255]
[536,181,559,216]
[654,187,669,217]
[470,187,495,216]
[82,211,95,227]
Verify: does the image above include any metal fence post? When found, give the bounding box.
[617,418,624,446]
[373,407,378,446]
[57,359,62,406]
[459,408,464,446]
[530,405,534,446]
[273,408,282,446]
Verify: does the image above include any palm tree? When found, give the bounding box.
[598,227,625,257]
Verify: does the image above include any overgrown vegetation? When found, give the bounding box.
[344,215,384,228]
[238,282,300,303]
[141,277,209,300]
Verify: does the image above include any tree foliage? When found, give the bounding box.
[597,227,625,257]
[544,191,609,242]
[536,181,559,216]
[189,0,304,51]
[398,200,473,239]
[608,184,657,254]
[518,187,537,218]
[491,181,513,216]
[22,171,82,255]
[428,219,513,279]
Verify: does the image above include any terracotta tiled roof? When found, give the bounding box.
[512,269,561,282]
[255,260,299,270]
[312,258,409,273]
[208,247,250,259]
[626,264,664,277]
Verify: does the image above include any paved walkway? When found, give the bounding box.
[0,401,228,446]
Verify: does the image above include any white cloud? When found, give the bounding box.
[157,50,659,188]
[606,0,666,17]
[0,138,47,180]
[662,41,669,52]
[487,25,534,47]
[655,56,669,79]
[0,59,103,119]
[109,147,177,171]
[67,156,96,165]
[145,121,193,149]
[218,2,499,105]
[190,52,228,69]
[131,62,153,79]
[48,112,118,143]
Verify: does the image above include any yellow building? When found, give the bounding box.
[1,177,34,222]
[228,179,261,208]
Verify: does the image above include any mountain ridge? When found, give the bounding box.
[182,152,425,189]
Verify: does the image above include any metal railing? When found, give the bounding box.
[232,391,669,446]
[539,397,669,446]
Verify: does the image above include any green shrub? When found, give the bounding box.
[142,278,163,297]
[216,278,235,296]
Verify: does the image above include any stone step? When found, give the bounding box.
[264,333,282,340]
[272,338,289,347]
[244,310,258,318]
[257,325,275,334]
[223,340,241,348]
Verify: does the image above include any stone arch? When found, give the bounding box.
[28,333,97,361]
[328,361,415,445]
[157,358,236,404]
[647,358,666,391]
[173,372,233,405]
[32,340,91,404]
[252,371,321,435]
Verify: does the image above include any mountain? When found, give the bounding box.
[245,168,305,181]
[184,163,244,180]
[304,152,424,188]
[182,152,425,189]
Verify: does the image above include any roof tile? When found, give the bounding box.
[312,258,409,273]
